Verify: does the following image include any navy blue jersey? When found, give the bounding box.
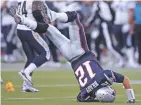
[71,51,125,102]
[71,52,106,90]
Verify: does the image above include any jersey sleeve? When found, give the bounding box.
[112,71,125,83]
[103,70,125,83]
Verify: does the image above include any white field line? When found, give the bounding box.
[1,84,78,88]
[6,96,75,100]
[3,95,141,101]
[116,100,141,102]
[1,80,141,88]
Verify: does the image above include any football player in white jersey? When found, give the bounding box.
[9,0,74,92]
[14,0,50,92]
[112,0,139,68]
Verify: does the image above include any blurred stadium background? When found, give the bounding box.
[1,0,141,105]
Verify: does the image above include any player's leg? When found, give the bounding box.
[68,15,90,62]
[44,12,83,61]
[95,29,104,61]
[19,31,50,86]
[17,30,38,91]
[17,30,36,68]
[2,24,17,63]
[101,22,125,67]
[46,25,74,61]
[43,23,85,62]
[30,32,50,65]
[42,24,85,61]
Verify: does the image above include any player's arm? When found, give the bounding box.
[17,15,48,33]
[121,76,135,103]
[104,70,135,103]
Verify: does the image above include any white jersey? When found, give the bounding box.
[17,0,35,30]
[112,0,131,24]
[17,0,58,30]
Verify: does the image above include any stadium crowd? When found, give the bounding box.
[1,0,141,68]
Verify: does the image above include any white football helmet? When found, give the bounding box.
[95,86,116,102]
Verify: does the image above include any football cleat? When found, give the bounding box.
[22,86,39,92]
[19,71,33,86]
[127,99,135,103]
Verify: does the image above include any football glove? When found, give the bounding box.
[65,11,77,22]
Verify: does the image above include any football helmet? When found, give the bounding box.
[95,86,116,102]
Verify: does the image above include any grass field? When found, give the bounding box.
[1,68,141,105]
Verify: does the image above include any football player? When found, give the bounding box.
[13,11,135,103]
[9,0,72,92]
[10,0,51,92]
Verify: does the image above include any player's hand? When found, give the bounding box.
[14,14,25,24]
[8,6,23,24]
[65,11,77,22]
[127,99,135,103]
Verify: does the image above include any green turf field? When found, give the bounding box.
[1,69,141,105]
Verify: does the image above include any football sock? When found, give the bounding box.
[126,89,135,100]
[22,81,28,87]
[24,63,37,75]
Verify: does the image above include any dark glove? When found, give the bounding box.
[65,11,77,22]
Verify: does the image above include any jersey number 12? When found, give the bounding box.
[75,61,96,87]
